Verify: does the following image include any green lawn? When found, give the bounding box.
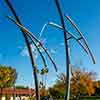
[83,99,100,100]
[60,99,100,100]
[59,98,100,100]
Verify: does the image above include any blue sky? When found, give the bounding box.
[0,0,100,88]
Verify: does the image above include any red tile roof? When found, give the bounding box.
[0,88,34,95]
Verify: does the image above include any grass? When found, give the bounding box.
[83,99,100,100]
[54,97,100,100]
[58,98,100,100]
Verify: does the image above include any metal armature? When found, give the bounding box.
[39,22,88,55]
[6,16,57,72]
[5,1,57,100]
[54,1,95,100]
[32,18,95,65]
[65,15,96,64]
[5,0,40,100]
[54,1,70,100]
[29,19,96,100]
[5,0,95,100]
[35,0,96,100]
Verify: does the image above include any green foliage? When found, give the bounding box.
[15,85,29,89]
[48,88,61,99]
[0,65,17,88]
[27,97,35,100]
[48,67,96,99]
[48,73,66,99]
[40,67,49,75]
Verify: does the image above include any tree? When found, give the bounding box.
[70,67,96,99]
[48,87,61,99]
[0,65,17,100]
[0,65,17,87]
[39,67,49,97]
[48,67,96,99]
[40,67,48,86]
[48,73,66,99]
[40,86,46,97]
[93,81,100,96]
[15,86,29,89]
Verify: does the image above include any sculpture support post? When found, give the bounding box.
[54,0,70,100]
[5,0,40,100]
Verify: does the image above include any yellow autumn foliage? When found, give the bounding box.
[0,65,17,88]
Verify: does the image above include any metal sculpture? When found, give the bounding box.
[5,1,57,100]
[65,15,96,64]
[54,1,70,100]
[5,0,40,99]
[54,1,95,100]
[4,0,96,100]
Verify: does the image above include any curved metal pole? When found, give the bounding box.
[65,15,96,64]
[33,21,88,55]
[26,29,58,71]
[7,16,58,72]
[48,22,88,55]
[54,0,70,100]
[5,1,40,100]
[26,32,47,68]
[39,23,48,38]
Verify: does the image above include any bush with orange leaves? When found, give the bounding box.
[48,66,96,99]
[71,67,96,98]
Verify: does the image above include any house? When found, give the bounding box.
[0,88,35,100]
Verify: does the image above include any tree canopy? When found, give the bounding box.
[71,67,96,98]
[0,65,17,88]
[48,66,96,99]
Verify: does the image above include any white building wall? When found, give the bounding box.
[21,96,28,100]
[2,97,5,100]
[1,96,29,100]
[10,97,13,100]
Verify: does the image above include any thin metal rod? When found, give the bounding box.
[33,21,88,55]
[65,15,96,64]
[67,36,73,40]
[54,0,70,100]
[48,22,88,55]
[32,21,87,55]
[26,32,47,68]
[67,36,82,40]
[39,23,48,38]
[5,1,40,100]
[26,30,58,72]
[7,16,58,72]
